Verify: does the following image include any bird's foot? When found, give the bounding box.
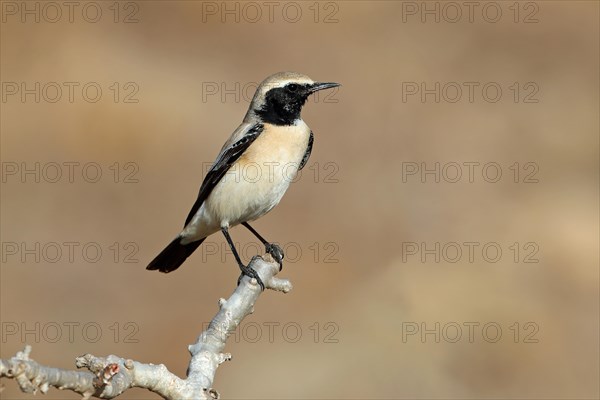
[237,259,265,291]
[265,243,284,271]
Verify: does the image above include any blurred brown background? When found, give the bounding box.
[1,1,598,399]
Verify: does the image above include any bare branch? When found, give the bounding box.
[1,255,290,399]
[187,255,292,390]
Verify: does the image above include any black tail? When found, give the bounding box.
[147,236,205,273]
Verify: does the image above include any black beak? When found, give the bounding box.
[308,82,341,93]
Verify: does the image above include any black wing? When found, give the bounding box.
[298,131,314,171]
[184,124,264,226]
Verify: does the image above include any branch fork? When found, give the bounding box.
[1,255,290,399]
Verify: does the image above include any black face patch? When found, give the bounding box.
[255,83,313,126]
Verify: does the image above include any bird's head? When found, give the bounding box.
[246,72,340,125]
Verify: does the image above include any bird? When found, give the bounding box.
[147,72,340,290]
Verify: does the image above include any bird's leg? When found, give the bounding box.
[221,227,265,291]
[242,222,284,270]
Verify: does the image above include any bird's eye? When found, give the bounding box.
[287,84,299,92]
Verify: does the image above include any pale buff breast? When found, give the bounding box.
[204,121,311,228]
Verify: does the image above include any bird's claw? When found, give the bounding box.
[265,243,284,271]
[237,263,265,291]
